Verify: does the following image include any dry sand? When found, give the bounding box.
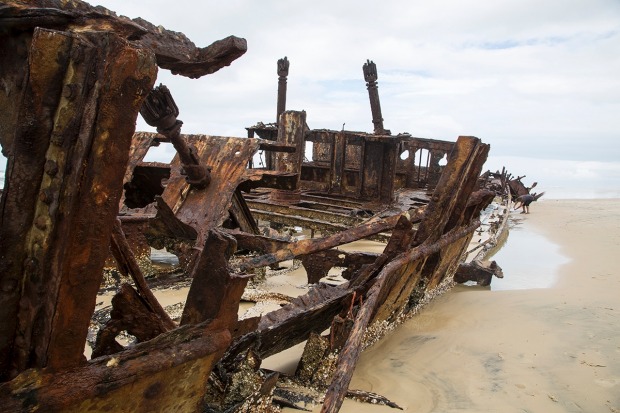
[335,199,620,413]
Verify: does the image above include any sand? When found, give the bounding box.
[94,199,620,412]
[335,199,620,413]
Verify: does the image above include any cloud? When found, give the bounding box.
[2,0,619,184]
[89,0,615,166]
[484,155,620,198]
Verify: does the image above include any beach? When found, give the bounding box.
[93,199,619,412]
[336,198,620,412]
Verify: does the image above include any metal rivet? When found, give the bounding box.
[39,188,53,204]
[63,84,79,100]
[44,160,58,177]
[34,216,47,231]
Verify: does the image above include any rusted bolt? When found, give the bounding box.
[39,188,53,204]
[44,160,59,177]
[63,83,79,100]
[34,216,47,231]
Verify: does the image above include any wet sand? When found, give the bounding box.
[341,199,620,412]
[94,199,619,412]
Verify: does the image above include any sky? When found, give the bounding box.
[2,0,620,198]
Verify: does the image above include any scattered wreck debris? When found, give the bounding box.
[453,167,544,279]
[0,2,531,412]
[454,260,504,287]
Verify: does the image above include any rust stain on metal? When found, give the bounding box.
[0,2,530,412]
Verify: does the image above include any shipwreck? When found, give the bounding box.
[0,1,528,412]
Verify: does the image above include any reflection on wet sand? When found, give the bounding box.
[341,199,620,413]
[488,217,569,291]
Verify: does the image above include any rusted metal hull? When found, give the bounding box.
[0,2,497,412]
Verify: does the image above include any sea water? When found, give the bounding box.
[486,213,570,290]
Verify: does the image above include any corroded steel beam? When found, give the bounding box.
[245,199,364,227]
[413,136,490,245]
[0,0,247,79]
[0,27,157,378]
[270,111,306,203]
[300,250,379,284]
[372,137,490,321]
[180,230,249,328]
[149,196,198,241]
[92,283,172,358]
[157,135,262,245]
[0,322,231,412]
[237,170,298,192]
[224,229,291,254]
[250,284,353,360]
[321,218,480,413]
[110,219,175,330]
[236,210,422,272]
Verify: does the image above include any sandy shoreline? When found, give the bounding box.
[93,199,619,412]
[334,198,620,413]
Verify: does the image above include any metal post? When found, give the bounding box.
[276,56,289,125]
[363,59,387,135]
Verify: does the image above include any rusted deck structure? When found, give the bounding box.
[1,2,495,412]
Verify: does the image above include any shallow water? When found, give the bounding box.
[486,214,570,291]
[345,200,620,413]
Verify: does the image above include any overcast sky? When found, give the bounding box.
[94,0,619,162]
[3,1,619,197]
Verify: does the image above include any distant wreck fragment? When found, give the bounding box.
[1,2,512,412]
